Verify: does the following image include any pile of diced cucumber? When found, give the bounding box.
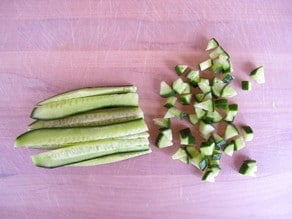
[15,86,151,168]
[154,38,264,182]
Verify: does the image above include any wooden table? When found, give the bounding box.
[1,1,291,218]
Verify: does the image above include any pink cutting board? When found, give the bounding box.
[0,1,291,218]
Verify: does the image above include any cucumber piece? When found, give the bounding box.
[241,81,252,91]
[239,160,257,177]
[200,141,215,156]
[202,164,221,182]
[182,83,191,94]
[195,107,207,119]
[164,107,185,119]
[195,92,212,102]
[186,146,208,171]
[15,119,148,148]
[203,110,223,123]
[153,118,171,129]
[222,74,235,84]
[31,138,150,168]
[224,104,238,122]
[209,46,230,60]
[212,55,231,74]
[223,142,234,156]
[241,125,254,141]
[214,99,228,110]
[233,136,245,151]
[194,99,214,112]
[186,70,200,86]
[37,86,137,105]
[188,114,198,125]
[156,129,173,148]
[250,66,265,84]
[199,59,212,71]
[160,81,175,98]
[180,94,192,105]
[116,132,149,139]
[212,133,227,149]
[175,64,188,75]
[199,121,215,140]
[31,93,139,120]
[206,38,219,51]
[172,147,189,164]
[220,84,237,98]
[70,149,151,167]
[179,128,195,145]
[211,150,222,160]
[172,78,188,94]
[164,96,177,108]
[28,107,144,130]
[224,123,239,140]
[198,78,211,93]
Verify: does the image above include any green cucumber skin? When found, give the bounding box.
[69,149,151,167]
[31,138,150,168]
[37,86,137,105]
[31,93,139,120]
[29,107,143,130]
[15,119,148,148]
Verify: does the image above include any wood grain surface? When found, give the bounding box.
[1,1,292,218]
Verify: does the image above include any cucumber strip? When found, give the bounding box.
[153,118,171,129]
[164,107,185,119]
[241,81,252,91]
[28,107,144,130]
[186,70,200,86]
[15,119,148,148]
[116,132,149,139]
[160,81,175,98]
[224,123,239,140]
[37,86,137,105]
[250,66,265,84]
[199,59,212,71]
[179,128,195,145]
[241,125,254,141]
[156,129,173,148]
[180,94,192,105]
[188,114,198,125]
[164,96,177,108]
[69,149,151,167]
[194,99,214,112]
[175,64,188,75]
[31,138,150,168]
[206,38,219,51]
[239,160,257,177]
[31,93,139,120]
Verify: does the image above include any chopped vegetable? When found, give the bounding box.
[241,126,254,141]
[160,81,175,98]
[239,160,257,176]
[242,81,252,91]
[250,66,265,84]
[156,129,173,148]
[175,64,188,75]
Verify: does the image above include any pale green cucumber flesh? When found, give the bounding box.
[31,138,149,168]
[15,119,148,148]
[69,148,151,167]
[31,93,139,120]
[37,86,137,105]
[29,107,143,130]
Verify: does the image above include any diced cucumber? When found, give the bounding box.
[206,38,219,51]
[195,107,207,119]
[179,128,195,145]
[242,81,252,91]
[209,46,230,60]
[195,92,212,102]
[182,83,191,94]
[31,93,139,120]
[173,78,189,94]
[37,86,137,105]
[180,94,192,105]
[212,133,227,149]
[220,84,237,98]
[202,170,216,182]
[198,78,211,93]
[160,81,175,98]
[156,129,173,148]
[211,150,222,160]
[211,79,225,97]
[199,121,215,140]
[250,66,265,84]
[199,59,212,71]
[214,99,228,110]
[239,160,257,177]
[200,141,215,156]
[224,123,239,140]
[153,118,171,129]
[15,119,148,148]
[175,64,188,75]
[172,147,189,164]
[186,146,208,171]
[31,138,149,168]
[223,142,234,156]
[203,110,223,123]
[186,70,200,86]
[212,55,231,74]
[188,114,198,125]
[222,74,235,84]
[164,107,185,119]
[224,104,238,122]
[233,136,245,151]
[241,126,254,141]
[29,107,144,130]
[164,96,177,108]
[194,99,214,112]
[70,149,151,167]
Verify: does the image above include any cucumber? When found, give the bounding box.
[70,149,151,167]
[212,133,227,149]
[160,81,175,98]
[179,128,195,145]
[214,99,228,110]
[172,78,189,94]
[116,132,149,139]
[199,59,212,71]
[199,120,215,140]
[28,107,144,130]
[224,123,239,140]
[198,78,211,93]
[206,38,219,51]
[200,141,215,156]
[164,107,185,119]
[194,99,214,112]
[242,81,252,91]
[186,70,200,86]
[220,84,237,98]
[15,119,148,148]
[241,125,254,141]
[250,66,265,84]
[180,94,192,105]
[222,74,235,84]
[175,64,188,75]
[31,138,150,168]
[239,160,257,177]
[233,136,245,151]
[164,96,177,108]
[156,129,173,148]
[223,142,234,156]
[153,118,171,129]
[37,86,137,105]
[172,147,189,164]
[186,146,208,171]
[188,114,198,125]
[209,46,230,60]
[31,93,139,120]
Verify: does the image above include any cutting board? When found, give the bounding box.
[1,1,292,218]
